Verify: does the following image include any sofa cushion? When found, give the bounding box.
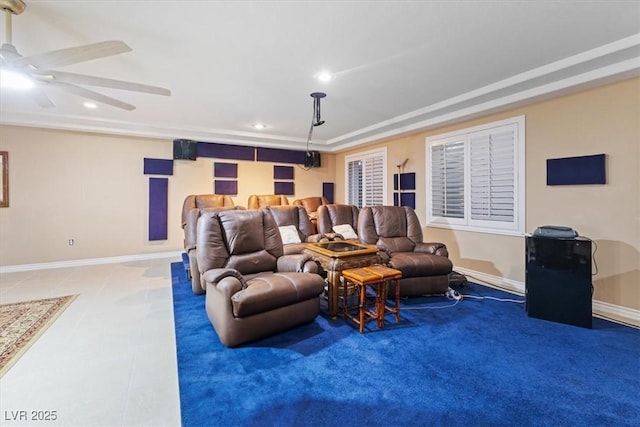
[231,272,324,317]
[333,223,358,240]
[388,252,453,277]
[279,225,302,244]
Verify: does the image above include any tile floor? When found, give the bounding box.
[0,256,182,426]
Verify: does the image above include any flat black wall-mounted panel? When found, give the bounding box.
[214,162,238,178]
[214,180,238,195]
[198,142,255,161]
[323,182,334,203]
[547,154,606,185]
[274,165,294,180]
[257,147,306,164]
[144,158,174,175]
[274,181,295,195]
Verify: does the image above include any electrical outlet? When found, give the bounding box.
[68,239,74,246]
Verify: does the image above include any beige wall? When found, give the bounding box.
[1,78,637,315]
[0,126,336,266]
[334,78,640,312]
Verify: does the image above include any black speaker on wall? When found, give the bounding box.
[305,151,321,168]
[173,139,197,160]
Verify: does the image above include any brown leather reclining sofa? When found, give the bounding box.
[181,194,238,294]
[358,205,453,296]
[196,209,325,347]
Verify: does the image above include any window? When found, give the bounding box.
[426,116,525,235]
[345,148,387,208]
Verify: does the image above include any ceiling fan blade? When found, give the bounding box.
[50,81,136,111]
[43,71,171,96]
[31,86,55,108]
[11,40,131,70]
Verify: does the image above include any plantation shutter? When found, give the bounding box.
[469,125,516,223]
[431,141,465,218]
[347,160,363,208]
[364,154,384,206]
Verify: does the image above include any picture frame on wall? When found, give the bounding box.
[0,151,8,208]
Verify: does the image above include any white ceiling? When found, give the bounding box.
[1,0,639,152]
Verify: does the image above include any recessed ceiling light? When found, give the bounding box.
[252,123,267,130]
[83,102,98,109]
[314,71,335,83]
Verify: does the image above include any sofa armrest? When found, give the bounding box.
[306,234,331,243]
[202,268,248,291]
[414,242,449,257]
[277,254,318,273]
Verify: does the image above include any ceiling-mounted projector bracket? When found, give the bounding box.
[0,0,26,15]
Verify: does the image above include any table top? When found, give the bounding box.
[342,265,402,283]
[304,241,378,258]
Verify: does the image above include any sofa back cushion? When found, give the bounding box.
[196,209,283,275]
[358,206,424,253]
[267,206,314,240]
[317,204,359,235]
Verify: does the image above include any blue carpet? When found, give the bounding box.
[171,262,640,426]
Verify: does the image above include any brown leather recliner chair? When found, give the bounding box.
[181,194,237,294]
[293,196,329,233]
[358,206,453,296]
[196,209,325,347]
[266,205,327,255]
[316,204,360,240]
[247,194,289,209]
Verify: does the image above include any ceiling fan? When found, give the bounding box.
[0,0,170,110]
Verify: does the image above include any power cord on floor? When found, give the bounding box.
[461,294,525,304]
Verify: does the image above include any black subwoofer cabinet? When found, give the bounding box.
[525,236,593,328]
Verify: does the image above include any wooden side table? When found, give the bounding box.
[303,242,380,318]
[341,265,402,333]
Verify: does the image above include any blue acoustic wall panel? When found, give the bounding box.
[393,173,416,190]
[144,158,174,175]
[401,193,416,209]
[214,162,238,178]
[323,182,334,203]
[257,147,306,164]
[198,142,255,161]
[149,178,168,241]
[214,180,238,195]
[393,193,399,207]
[547,154,606,185]
[274,165,294,180]
[401,173,416,190]
[274,181,295,195]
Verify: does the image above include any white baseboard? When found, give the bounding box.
[454,267,640,328]
[0,251,183,274]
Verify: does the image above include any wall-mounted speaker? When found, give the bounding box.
[305,151,321,168]
[173,139,197,160]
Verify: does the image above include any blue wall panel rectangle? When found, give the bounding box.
[214,180,238,195]
[149,178,168,240]
[144,158,174,175]
[214,162,238,178]
[198,142,255,161]
[274,165,294,179]
[547,154,606,185]
[394,172,416,190]
[257,147,306,164]
[323,182,334,203]
[274,181,295,195]
[400,192,416,209]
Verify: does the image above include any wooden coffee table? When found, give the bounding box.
[303,241,381,318]
[341,265,402,333]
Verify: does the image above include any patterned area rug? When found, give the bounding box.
[0,295,77,377]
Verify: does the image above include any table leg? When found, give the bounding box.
[358,282,366,333]
[327,270,340,319]
[394,279,400,323]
